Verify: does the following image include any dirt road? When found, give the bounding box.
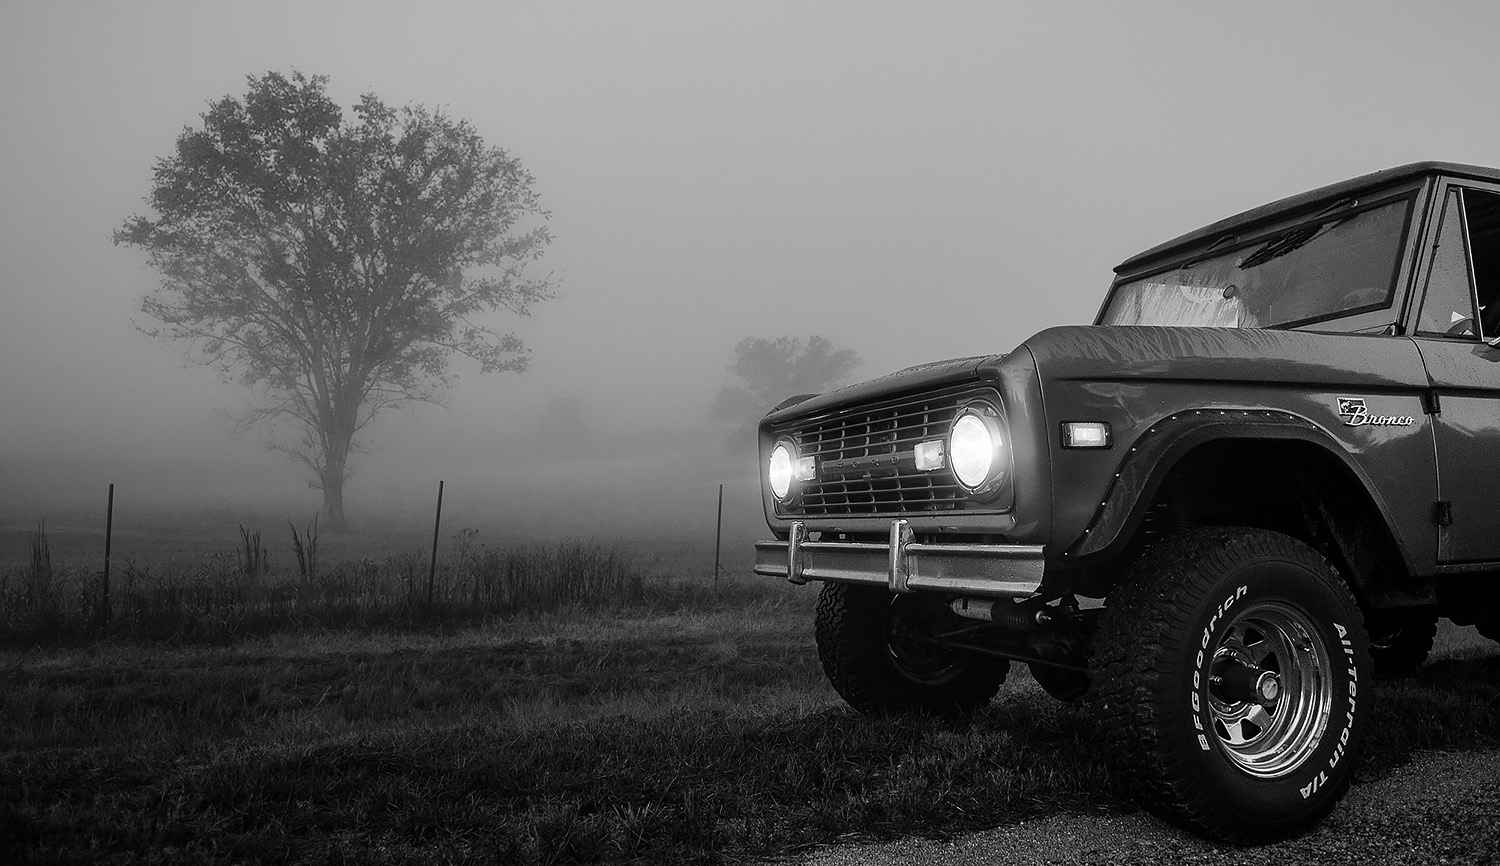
[789,750,1500,866]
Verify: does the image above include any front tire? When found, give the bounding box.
[815,582,1007,716]
[1089,528,1370,843]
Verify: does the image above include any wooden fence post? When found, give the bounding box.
[714,483,723,588]
[427,480,444,608]
[99,483,114,629]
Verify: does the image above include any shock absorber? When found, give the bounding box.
[949,597,1052,632]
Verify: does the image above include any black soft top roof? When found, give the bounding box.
[1114,161,1500,275]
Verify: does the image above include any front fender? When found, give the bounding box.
[1060,409,1420,576]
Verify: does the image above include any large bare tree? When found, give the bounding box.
[116,72,553,528]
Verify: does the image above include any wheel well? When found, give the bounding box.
[1113,438,1414,606]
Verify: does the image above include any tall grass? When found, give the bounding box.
[26,522,51,603]
[289,517,319,583]
[236,524,267,581]
[0,526,774,646]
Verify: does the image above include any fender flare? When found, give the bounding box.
[1063,408,1416,574]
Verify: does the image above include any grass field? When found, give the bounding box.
[1,512,1498,863]
[2,586,1498,864]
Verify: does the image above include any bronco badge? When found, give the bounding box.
[1337,397,1415,427]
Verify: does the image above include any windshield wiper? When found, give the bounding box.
[1181,233,1238,269]
[1237,197,1359,270]
[1238,218,1344,270]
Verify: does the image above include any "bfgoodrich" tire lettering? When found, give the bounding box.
[1191,584,1249,750]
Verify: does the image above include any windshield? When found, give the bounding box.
[1100,197,1413,329]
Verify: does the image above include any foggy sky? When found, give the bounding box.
[6,1,1500,532]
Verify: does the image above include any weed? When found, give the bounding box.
[237,524,267,582]
[289,517,319,584]
[452,526,480,567]
[27,521,51,603]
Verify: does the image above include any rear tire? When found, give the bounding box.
[815,582,1007,716]
[1365,607,1438,677]
[1029,631,1092,702]
[1088,527,1370,843]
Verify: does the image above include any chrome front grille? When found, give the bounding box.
[776,386,995,517]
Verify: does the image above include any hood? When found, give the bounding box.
[763,354,1001,424]
[1021,325,1428,390]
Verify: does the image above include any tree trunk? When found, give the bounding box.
[320,427,353,532]
[321,476,348,532]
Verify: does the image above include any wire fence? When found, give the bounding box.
[0,481,776,646]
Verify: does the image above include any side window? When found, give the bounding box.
[1460,189,1500,337]
[1416,190,1478,338]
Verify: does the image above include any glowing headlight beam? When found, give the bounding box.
[768,442,794,500]
[950,412,996,490]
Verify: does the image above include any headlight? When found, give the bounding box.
[949,405,1007,494]
[768,441,794,500]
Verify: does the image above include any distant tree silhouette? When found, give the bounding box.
[711,335,862,448]
[115,72,553,529]
[527,397,597,455]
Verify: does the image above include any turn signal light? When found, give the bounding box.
[914,439,946,471]
[1061,422,1112,449]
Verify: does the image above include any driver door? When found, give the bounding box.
[1410,182,1500,563]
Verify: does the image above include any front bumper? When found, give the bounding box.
[754,520,1044,598]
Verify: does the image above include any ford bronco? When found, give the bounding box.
[753,162,1500,843]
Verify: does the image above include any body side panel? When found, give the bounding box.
[1026,326,1437,570]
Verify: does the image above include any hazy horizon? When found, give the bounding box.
[8,1,1500,548]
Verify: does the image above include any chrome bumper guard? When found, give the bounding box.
[754,520,1044,599]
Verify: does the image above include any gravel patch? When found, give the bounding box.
[786,750,1500,866]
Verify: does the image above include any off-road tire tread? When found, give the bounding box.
[815,582,1005,716]
[1087,527,1367,844]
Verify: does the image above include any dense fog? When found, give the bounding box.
[6,2,1500,550]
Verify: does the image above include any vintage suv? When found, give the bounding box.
[753,161,1500,843]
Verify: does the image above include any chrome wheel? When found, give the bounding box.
[1088,528,1371,843]
[1206,600,1332,778]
